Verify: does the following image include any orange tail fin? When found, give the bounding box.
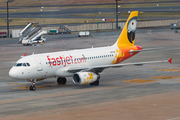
[114,11,138,48]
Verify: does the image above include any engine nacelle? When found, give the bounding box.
[72,72,100,85]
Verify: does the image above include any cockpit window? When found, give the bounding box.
[23,63,26,66]
[14,63,30,67]
[14,63,22,67]
[26,63,30,66]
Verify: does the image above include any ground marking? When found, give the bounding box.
[158,68,180,72]
[149,76,180,80]
[167,117,180,120]
[61,39,65,45]
[122,79,156,83]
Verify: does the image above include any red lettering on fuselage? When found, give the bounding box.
[56,57,61,65]
[47,55,86,67]
[66,56,71,64]
[77,58,81,63]
[74,58,77,64]
[47,56,51,66]
[70,55,73,64]
[62,55,66,67]
[81,57,86,63]
[52,58,56,66]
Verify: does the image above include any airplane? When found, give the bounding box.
[9,11,172,91]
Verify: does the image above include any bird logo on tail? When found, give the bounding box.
[127,17,137,43]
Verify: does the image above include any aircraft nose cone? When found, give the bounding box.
[9,68,17,79]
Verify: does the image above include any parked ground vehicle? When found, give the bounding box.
[0,32,7,38]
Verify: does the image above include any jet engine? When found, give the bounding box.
[72,72,100,85]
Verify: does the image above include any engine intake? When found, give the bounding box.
[72,72,99,85]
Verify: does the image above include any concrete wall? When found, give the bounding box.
[46,19,177,32]
[0,19,178,34]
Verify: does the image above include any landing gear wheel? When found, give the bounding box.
[29,81,36,91]
[29,85,36,91]
[90,80,99,86]
[57,77,67,85]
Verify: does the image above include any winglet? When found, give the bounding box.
[168,58,173,64]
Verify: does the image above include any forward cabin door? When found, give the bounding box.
[34,58,43,71]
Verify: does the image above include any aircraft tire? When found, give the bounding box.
[90,80,99,86]
[29,85,36,91]
[57,77,67,85]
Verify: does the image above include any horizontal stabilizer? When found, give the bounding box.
[129,47,163,53]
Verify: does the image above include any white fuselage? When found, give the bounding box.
[9,45,116,80]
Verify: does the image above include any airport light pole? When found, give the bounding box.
[6,0,14,38]
[115,0,121,29]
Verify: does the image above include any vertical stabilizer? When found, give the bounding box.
[114,11,138,47]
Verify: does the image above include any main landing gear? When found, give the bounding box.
[90,73,100,86]
[90,80,99,86]
[57,77,67,85]
[29,79,36,91]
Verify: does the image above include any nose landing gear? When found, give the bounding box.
[29,79,36,91]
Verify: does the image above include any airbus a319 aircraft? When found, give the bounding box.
[9,11,172,91]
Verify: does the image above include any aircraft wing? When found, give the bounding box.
[67,58,172,73]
